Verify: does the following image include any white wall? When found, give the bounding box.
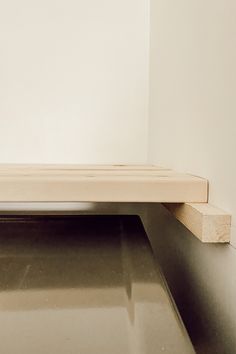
[0,0,149,164]
[148,1,236,353]
[148,0,236,247]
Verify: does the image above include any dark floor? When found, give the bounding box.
[0,215,194,354]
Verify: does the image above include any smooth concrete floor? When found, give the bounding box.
[0,215,194,354]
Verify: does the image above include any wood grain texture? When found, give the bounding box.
[0,165,208,203]
[163,203,231,243]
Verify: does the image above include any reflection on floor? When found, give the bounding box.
[0,215,194,354]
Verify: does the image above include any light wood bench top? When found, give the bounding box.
[0,164,208,202]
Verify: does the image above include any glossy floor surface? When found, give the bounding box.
[0,215,194,354]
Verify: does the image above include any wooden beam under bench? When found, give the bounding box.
[163,203,231,243]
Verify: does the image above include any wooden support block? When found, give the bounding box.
[163,203,231,243]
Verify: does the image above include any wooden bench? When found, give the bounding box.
[0,164,231,243]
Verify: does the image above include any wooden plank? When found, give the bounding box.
[0,165,208,203]
[163,203,231,243]
[0,170,197,177]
